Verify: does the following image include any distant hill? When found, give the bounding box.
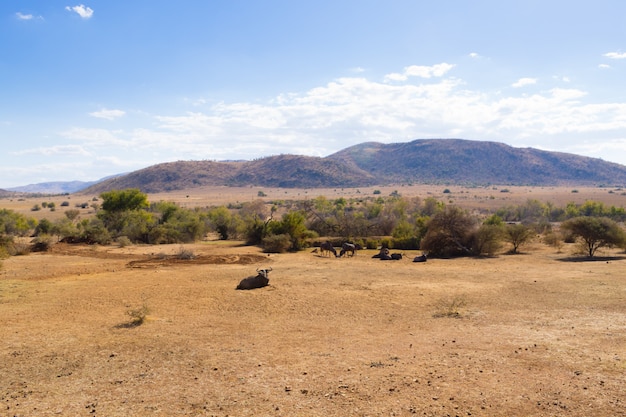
[5,174,126,195]
[328,139,626,185]
[7,181,97,194]
[73,139,626,194]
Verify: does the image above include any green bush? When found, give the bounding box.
[262,233,292,253]
[391,237,421,250]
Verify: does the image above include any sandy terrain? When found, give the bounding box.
[1,238,625,416]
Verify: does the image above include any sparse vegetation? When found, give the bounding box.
[560,216,626,257]
[126,303,150,326]
[433,295,467,318]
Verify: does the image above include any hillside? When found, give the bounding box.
[328,139,626,185]
[79,139,626,194]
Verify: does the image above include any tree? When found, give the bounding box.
[420,206,477,257]
[268,211,317,251]
[207,206,233,240]
[560,216,626,257]
[472,224,504,256]
[100,189,149,212]
[503,223,534,254]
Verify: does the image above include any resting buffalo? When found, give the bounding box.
[413,253,428,263]
[236,267,272,290]
[372,247,390,259]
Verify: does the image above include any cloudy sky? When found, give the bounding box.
[2,1,626,188]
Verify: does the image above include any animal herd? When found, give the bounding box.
[237,243,428,290]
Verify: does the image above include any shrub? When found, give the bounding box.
[31,234,54,252]
[433,295,467,318]
[364,239,379,249]
[262,233,292,253]
[392,237,421,250]
[126,303,150,326]
[176,246,196,260]
[116,236,132,248]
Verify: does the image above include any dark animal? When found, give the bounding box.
[236,267,272,290]
[373,247,390,259]
[413,253,428,263]
[390,253,403,260]
[320,241,337,257]
[339,242,357,257]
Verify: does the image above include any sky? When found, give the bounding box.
[2,1,626,188]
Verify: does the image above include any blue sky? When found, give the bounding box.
[2,1,626,188]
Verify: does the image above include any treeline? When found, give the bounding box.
[1,189,626,259]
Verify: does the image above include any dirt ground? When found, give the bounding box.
[1,238,625,416]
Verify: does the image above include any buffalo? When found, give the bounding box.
[338,242,357,258]
[319,241,337,257]
[236,267,272,290]
[413,253,428,263]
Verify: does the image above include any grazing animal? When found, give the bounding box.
[319,241,337,257]
[236,267,272,290]
[338,242,357,258]
[413,253,428,263]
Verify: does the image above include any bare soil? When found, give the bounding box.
[1,238,625,416]
[2,186,626,416]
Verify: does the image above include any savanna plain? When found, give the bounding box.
[1,185,626,416]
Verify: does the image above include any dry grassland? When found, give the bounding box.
[2,184,626,220]
[1,186,626,416]
[1,239,626,416]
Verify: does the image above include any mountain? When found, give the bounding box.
[327,139,626,185]
[73,139,626,194]
[6,174,126,195]
[7,181,98,194]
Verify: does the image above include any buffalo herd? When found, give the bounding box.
[238,244,427,290]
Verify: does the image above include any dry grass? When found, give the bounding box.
[1,186,626,416]
[1,239,626,416]
[2,184,625,220]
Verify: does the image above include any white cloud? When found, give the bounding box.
[511,78,537,88]
[13,145,90,157]
[469,52,480,59]
[384,63,455,82]
[598,64,612,69]
[6,62,626,187]
[16,12,33,20]
[89,108,126,120]
[604,52,626,59]
[65,4,94,19]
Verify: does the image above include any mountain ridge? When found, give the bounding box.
[6,139,626,195]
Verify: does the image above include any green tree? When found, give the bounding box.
[503,223,535,254]
[269,211,316,251]
[421,206,477,257]
[207,206,233,240]
[471,224,503,256]
[100,189,149,212]
[560,216,626,257]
